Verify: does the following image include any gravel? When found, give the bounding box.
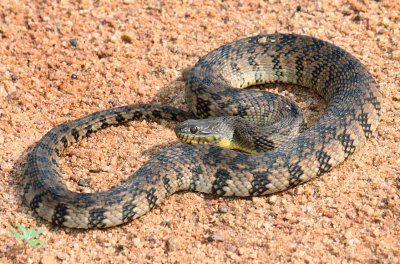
[0,1,399,263]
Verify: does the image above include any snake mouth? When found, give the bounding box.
[176,133,223,145]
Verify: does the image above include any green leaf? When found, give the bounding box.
[26,228,39,240]
[17,224,29,237]
[8,223,46,249]
[27,239,46,249]
[30,227,44,237]
[8,224,24,239]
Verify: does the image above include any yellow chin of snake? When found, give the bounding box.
[216,138,257,154]
[181,135,257,154]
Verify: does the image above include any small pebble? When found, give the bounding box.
[268,195,277,204]
[10,73,18,81]
[159,67,166,74]
[395,178,400,189]
[226,243,237,252]
[121,33,133,44]
[166,237,180,251]
[252,197,265,208]
[71,73,78,79]
[89,168,102,173]
[115,244,124,253]
[108,98,120,107]
[210,231,225,242]
[218,205,229,214]
[69,38,78,47]
[132,237,141,247]
[78,178,87,186]
[392,50,400,61]
[160,220,170,227]
[41,253,58,264]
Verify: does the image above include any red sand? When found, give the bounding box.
[0,1,399,263]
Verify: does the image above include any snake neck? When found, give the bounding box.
[228,116,305,153]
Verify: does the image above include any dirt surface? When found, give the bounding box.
[0,0,399,263]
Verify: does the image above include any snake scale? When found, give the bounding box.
[24,34,381,228]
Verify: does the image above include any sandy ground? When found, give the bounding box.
[0,0,399,263]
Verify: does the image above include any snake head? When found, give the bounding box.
[175,116,276,154]
[174,117,234,147]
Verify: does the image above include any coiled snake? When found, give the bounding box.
[24,34,381,228]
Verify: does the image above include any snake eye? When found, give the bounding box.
[189,126,199,134]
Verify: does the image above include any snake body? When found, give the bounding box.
[24,34,381,228]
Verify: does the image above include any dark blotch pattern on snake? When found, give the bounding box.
[23,34,381,228]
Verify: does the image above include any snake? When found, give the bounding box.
[23,34,381,229]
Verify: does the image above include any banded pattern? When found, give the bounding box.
[24,34,381,228]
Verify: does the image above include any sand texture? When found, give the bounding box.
[0,0,399,263]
